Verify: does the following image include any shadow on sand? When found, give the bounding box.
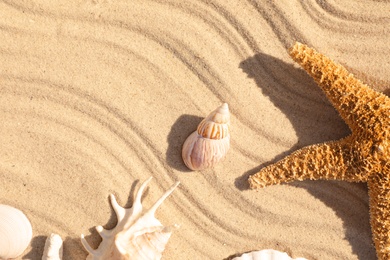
[166,114,203,172]
[235,53,376,259]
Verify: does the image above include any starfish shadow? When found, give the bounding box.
[237,53,376,259]
[291,180,375,259]
[240,53,350,148]
[235,52,350,190]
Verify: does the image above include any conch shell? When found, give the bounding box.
[81,177,180,260]
[182,103,230,170]
[42,233,63,260]
[0,204,33,259]
[232,249,307,260]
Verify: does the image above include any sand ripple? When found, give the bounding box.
[1,0,388,259]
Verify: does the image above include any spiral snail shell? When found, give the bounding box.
[182,103,230,171]
[0,204,33,259]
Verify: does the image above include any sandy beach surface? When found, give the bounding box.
[1,1,389,259]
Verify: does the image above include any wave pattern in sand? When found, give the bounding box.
[1,0,389,259]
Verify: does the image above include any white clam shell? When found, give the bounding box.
[81,177,179,260]
[182,103,230,170]
[42,233,63,260]
[0,204,33,259]
[233,249,307,260]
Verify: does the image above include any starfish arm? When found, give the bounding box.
[368,169,390,260]
[249,137,370,189]
[289,42,390,133]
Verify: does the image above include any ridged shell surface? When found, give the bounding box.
[233,249,307,260]
[182,103,230,170]
[0,204,33,259]
[81,177,179,260]
[42,233,63,260]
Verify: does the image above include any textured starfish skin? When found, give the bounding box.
[248,42,390,259]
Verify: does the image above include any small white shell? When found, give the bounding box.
[233,249,307,260]
[0,204,33,259]
[182,103,230,170]
[81,177,179,260]
[42,233,63,260]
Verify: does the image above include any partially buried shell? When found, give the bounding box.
[182,103,230,170]
[0,204,33,259]
[232,249,307,260]
[42,233,63,260]
[81,177,179,260]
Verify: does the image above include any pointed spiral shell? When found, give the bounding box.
[0,204,33,259]
[182,103,230,170]
[81,177,179,260]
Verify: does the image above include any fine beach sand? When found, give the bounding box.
[1,1,389,259]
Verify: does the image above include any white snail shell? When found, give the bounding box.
[0,204,33,259]
[182,103,230,170]
[233,249,307,260]
[42,233,63,260]
[81,177,179,260]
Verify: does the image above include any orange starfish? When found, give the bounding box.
[249,42,390,259]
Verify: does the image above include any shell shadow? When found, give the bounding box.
[236,53,375,259]
[23,235,46,259]
[166,114,203,172]
[25,235,86,260]
[63,236,86,260]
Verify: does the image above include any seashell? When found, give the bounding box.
[81,177,180,260]
[232,249,307,260]
[42,233,63,260]
[182,103,230,170]
[0,204,33,259]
